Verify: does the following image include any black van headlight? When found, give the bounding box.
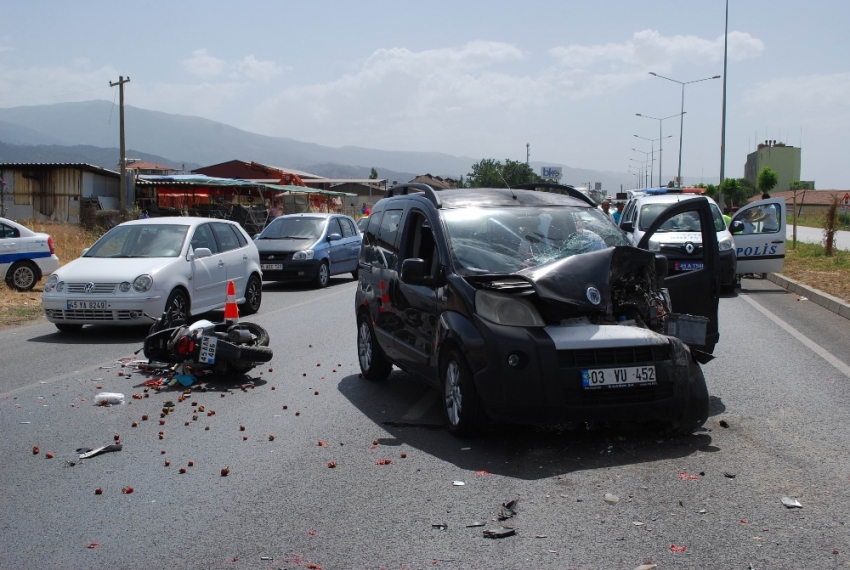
[475,290,545,327]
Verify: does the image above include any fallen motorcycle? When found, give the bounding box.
[143,314,273,377]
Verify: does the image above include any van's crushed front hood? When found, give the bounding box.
[467,246,658,315]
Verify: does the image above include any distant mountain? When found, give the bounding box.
[302,163,418,185]
[0,100,636,189]
[0,141,200,172]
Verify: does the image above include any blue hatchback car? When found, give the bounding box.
[255,213,362,288]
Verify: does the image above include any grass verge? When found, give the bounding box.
[782,241,850,303]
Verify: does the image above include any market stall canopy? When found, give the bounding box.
[138,174,265,187]
[263,184,358,197]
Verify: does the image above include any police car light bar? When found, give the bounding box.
[644,187,684,195]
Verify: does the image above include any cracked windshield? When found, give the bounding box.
[442,206,629,274]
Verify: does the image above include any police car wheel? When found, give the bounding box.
[7,261,38,291]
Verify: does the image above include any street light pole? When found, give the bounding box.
[634,134,671,187]
[720,0,729,187]
[648,72,721,187]
[631,147,658,188]
[636,113,683,187]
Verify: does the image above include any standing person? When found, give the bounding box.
[269,201,281,220]
[599,198,614,221]
[612,202,624,225]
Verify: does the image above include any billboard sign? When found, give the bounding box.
[594,182,602,191]
[541,166,563,180]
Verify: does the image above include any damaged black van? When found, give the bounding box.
[354,183,719,437]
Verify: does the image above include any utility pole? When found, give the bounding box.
[719,0,729,193]
[110,76,131,214]
[526,143,530,165]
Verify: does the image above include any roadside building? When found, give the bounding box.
[125,160,182,176]
[410,174,459,190]
[749,189,850,217]
[0,162,120,223]
[192,160,325,183]
[744,141,805,192]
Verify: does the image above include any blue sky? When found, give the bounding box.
[1,0,847,187]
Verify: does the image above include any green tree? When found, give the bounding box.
[369,167,378,180]
[719,178,744,207]
[757,167,779,196]
[467,158,541,188]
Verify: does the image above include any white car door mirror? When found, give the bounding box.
[193,247,212,259]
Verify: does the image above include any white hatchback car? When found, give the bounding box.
[0,217,60,291]
[42,217,263,333]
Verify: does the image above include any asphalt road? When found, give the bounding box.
[786,225,850,251]
[2,275,850,569]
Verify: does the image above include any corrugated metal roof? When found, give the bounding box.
[0,162,120,177]
[249,161,325,179]
[303,179,387,185]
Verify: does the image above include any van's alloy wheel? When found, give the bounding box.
[440,348,487,437]
[357,314,391,381]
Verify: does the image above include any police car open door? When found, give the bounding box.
[637,197,720,356]
[729,197,786,275]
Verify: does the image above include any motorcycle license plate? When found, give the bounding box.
[582,366,656,389]
[66,300,106,310]
[199,335,218,364]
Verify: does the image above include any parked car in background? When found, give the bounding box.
[0,217,59,291]
[255,213,362,288]
[42,218,262,333]
[355,183,720,437]
[619,189,737,292]
[357,215,369,232]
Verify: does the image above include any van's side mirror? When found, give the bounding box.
[193,248,212,259]
[327,233,342,242]
[729,220,744,234]
[401,258,426,286]
[620,220,634,233]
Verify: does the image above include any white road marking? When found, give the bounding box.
[402,391,438,420]
[741,293,850,379]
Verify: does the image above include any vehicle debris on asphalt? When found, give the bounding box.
[781,497,803,508]
[498,498,519,520]
[77,444,123,459]
[94,392,125,406]
[483,527,516,539]
[604,493,620,505]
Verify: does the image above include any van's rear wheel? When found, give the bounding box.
[357,314,391,381]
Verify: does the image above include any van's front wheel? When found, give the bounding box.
[441,348,487,437]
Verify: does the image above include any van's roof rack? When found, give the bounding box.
[385,183,442,209]
[510,182,598,208]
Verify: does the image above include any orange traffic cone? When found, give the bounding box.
[224,280,239,324]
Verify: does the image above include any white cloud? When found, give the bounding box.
[253,41,542,146]
[183,49,281,82]
[183,48,227,77]
[550,29,764,70]
[744,72,850,124]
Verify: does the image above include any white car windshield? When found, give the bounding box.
[85,224,190,258]
[639,203,726,232]
[441,206,629,275]
[259,217,325,240]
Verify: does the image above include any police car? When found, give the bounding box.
[0,217,60,291]
[618,189,738,292]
